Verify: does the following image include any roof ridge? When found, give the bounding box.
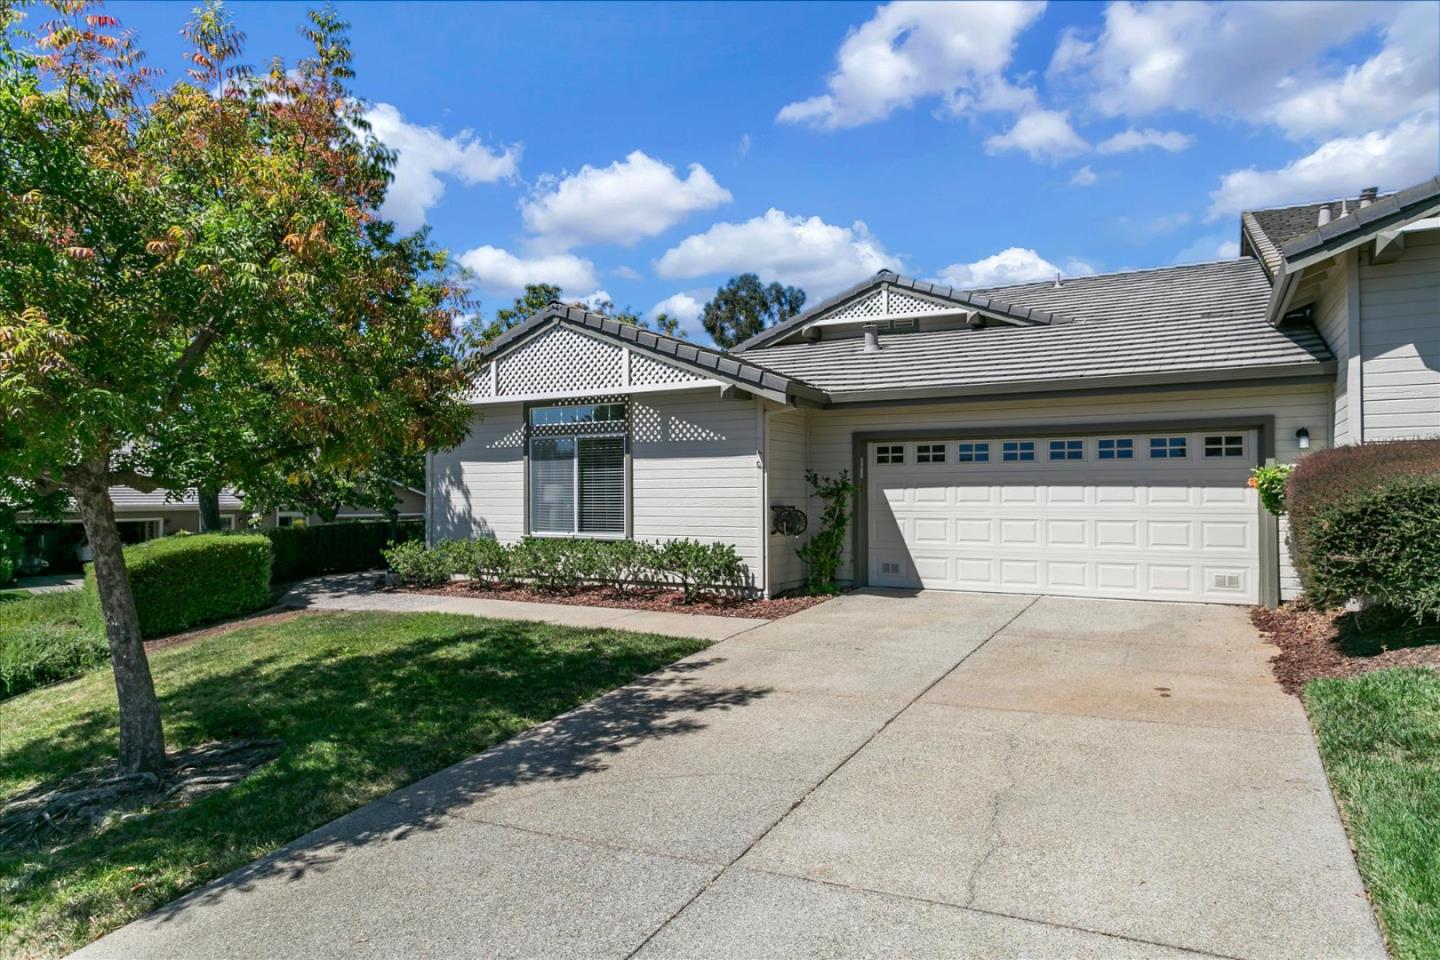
[969,256,1252,294]
[1244,192,1395,214]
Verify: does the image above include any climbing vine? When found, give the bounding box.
[796,470,856,595]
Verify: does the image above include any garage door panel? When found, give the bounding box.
[867,431,1259,604]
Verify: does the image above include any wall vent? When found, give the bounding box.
[881,561,902,575]
[1212,573,1242,591]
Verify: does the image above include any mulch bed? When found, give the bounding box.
[403,580,831,620]
[1252,603,1440,695]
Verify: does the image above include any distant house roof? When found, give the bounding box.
[479,302,828,405]
[742,260,1333,401]
[108,486,245,511]
[734,270,1069,352]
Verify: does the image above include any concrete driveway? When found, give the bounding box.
[76,592,1384,960]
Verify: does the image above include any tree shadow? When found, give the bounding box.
[1336,608,1440,658]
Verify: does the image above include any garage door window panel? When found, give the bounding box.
[876,445,905,465]
[1204,435,1246,458]
[1149,436,1188,459]
[916,443,946,464]
[1098,438,1134,460]
[957,442,990,463]
[1049,439,1085,462]
[1002,441,1035,463]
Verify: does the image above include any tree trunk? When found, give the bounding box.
[197,486,222,532]
[70,461,167,774]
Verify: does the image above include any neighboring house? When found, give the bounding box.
[17,481,425,574]
[428,176,1440,607]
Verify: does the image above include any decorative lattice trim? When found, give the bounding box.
[629,350,705,388]
[496,326,623,396]
[464,363,494,401]
[822,289,886,322]
[887,290,955,316]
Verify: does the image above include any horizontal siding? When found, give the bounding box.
[1360,230,1440,440]
[430,404,526,543]
[1312,259,1350,444]
[766,408,809,594]
[804,383,1333,600]
[631,392,762,585]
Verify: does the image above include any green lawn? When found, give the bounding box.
[1305,667,1440,960]
[0,610,709,959]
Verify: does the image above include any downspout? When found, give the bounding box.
[424,450,433,547]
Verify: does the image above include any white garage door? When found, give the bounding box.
[867,430,1260,604]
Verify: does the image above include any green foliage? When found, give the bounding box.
[460,283,685,351]
[1288,441,1440,618]
[466,537,512,585]
[654,538,749,603]
[84,534,273,638]
[1304,667,1440,959]
[796,470,855,595]
[1250,463,1293,515]
[0,591,107,699]
[265,520,423,581]
[593,539,660,596]
[381,540,452,587]
[701,273,807,348]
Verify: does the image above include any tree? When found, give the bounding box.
[0,2,471,773]
[701,273,806,348]
[460,283,683,349]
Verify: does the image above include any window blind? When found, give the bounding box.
[530,437,576,532]
[578,436,625,534]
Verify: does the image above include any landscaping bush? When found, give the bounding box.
[84,533,273,638]
[466,537,512,585]
[381,539,452,587]
[0,590,107,698]
[594,539,659,596]
[1288,440,1440,619]
[655,538,749,603]
[265,519,423,581]
[796,470,855,594]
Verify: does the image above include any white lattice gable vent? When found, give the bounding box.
[467,322,717,404]
[806,284,966,332]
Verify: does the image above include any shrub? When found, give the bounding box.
[381,539,452,587]
[509,538,587,592]
[1250,463,1293,516]
[594,539,659,596]
[467,538,511,586]
[796,470,855,595]
[1288,440,1440,618]
[265,519,423,581]
[655,538,749,603]
[0,590,108,698]
[85,533,273,638]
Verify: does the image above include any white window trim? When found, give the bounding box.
[1001,440,1036,463]
[1097,437,1136,461]
[527,432,629,539]
[1048,438,1086,462]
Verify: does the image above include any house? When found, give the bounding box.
[428,176,1440,607]
[16,481,425,574]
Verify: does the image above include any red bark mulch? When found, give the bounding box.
[1252,602,1440,695]
[403,580,831,620]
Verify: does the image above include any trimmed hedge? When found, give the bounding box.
[384,536,753,602]
[1288,440,1440,618]
[265,519,423,581]
[0,590,108,698]
[86,533,274,638]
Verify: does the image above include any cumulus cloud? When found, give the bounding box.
[936,248,1096,289]
[776,0,1047,129]
[650,291,705,326]
[364,103,520,232]
[458,245,597,294]
[1069,165,1098,186]
[655,209,899,297]
[984,109,1089,161]
[1096,127,1194,154]
[611,265,643,281]
[1049,2,1433,141]
[1205,113,1440,220]
[568,289,613,311]
[1173,233,1241,264]
[521,151,731,250]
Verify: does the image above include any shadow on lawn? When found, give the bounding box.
[8,612,769,935]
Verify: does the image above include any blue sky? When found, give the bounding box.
[111,1,1439,343]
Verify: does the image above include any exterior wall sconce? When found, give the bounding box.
[1295,427,1311,450]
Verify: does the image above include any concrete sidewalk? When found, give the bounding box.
[279,572,770,642]
[76,591,1384,960]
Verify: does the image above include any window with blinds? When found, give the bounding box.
[527,401,627,536]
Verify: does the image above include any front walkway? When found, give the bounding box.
[280,572,770,642]
[77,591,1384,960]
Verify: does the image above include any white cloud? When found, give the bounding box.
[984,108,1089,161]
[1069,165,1098,186]
[776,0,1047,129]
[1174,233,1241,263]
[738,133,752,157]
[569,289,613,311]
[364,103,520,232]
[611,265,642,281]
[936,247,1096,289]
[521,151,731,250]
[656,209,899,297]
[1096,127,1193,154]
[458,245,598,294]
[650,291,705,326]
[1049,2,1433,141]
[1206,113,1440,220]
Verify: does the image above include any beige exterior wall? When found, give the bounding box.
[1312,257,1352,443]
[765,407,810,594]
[429,403,527,542]
[1359,229,1440,440]
[800,382,1333,600]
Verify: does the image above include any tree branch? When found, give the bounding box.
[164,323,221,411]
[108,469,163,493]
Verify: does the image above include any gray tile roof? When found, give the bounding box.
[734,270,1066,352]
[1241,177,1440,270]
[744,259,1333,399]
[481,303,828,403]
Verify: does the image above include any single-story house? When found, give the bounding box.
[16,482,425,574]
[428,177,1440,607]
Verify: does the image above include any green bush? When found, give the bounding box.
[655,538,749,603]
[1250,463,1294,516]
[593,539,659,595]
[82,533,273,639]
[0,590,108,698]
[466,538,511,585]
[265,519,423,581]
[381,539,452,587]
[1288,440,1440,618]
